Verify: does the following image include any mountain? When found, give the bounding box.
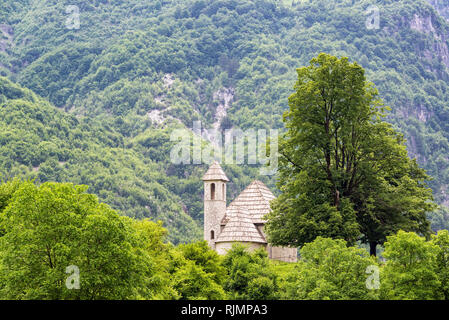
[2,0,449,240]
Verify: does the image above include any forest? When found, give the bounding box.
[1,0,449,243]
[0,179,448,300]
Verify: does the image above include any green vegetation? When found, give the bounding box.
[1,0,449,239]
[1,0,449,300]
[282,237,379,300]
[222,244,279,300]
[266,54,436,255]
[0,179,448,300]
[0,77,202,243]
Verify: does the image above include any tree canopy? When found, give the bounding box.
[266,53,436,255]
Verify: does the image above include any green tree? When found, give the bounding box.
[431,230,449,300]
[0,181,157,299]
[129,219,179,299]
[266,53,435,255]
[380,231,442,300]
[222,244,279,300]
[283,237,379,300]
[170,241,227,300]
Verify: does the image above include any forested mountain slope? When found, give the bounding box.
[2,0,449,241]
[0,77,207,243]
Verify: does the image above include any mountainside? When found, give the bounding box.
[2,0,449,241]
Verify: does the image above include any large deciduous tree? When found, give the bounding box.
[380,231,442,300]
[266,53,436,255]
[283,237,379,300]
[0,181,162,299]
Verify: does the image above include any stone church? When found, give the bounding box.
[203,161,297,262]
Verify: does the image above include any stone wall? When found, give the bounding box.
[204,180,227,248]
[267,245,298,263]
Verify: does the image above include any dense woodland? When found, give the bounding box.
[1,0,449,243]
[0,179,448,300]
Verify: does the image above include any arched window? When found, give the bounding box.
[211,183,215,200]
[211,230,215,240]
[222,184,225,200]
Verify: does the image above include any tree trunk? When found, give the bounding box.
[369,241,377,256]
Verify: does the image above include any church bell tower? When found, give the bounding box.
[202,161,228,249]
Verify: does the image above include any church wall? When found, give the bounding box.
[204,181,227,249]
[267,245,298,263]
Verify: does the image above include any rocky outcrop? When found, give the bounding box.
[409,13,449,68]
[0,24,13,53]
[427,0,449,21]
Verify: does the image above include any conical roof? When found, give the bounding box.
[202,161,229,182]
[216,206,266,244]
[224,180,275,224]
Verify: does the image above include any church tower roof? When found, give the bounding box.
[202,161,229,182]
[215,206,266,244]
[223,180,276,224]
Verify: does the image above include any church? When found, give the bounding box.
[203,161,297,262]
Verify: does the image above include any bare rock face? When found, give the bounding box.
[427,0,449,21]
[148,109,165,125]
[410,14,436,33]
[201,87,235,147]
[409,13,449,68]
[212,87,234,130]
[0,24,13,52]
[163,73,174,88]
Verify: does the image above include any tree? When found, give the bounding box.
[0,181,158,299]
[129,219,179,299]
[431,230,449,300]
[170,241,227,300]
[265,53,435,255]
[222,244,279,300]
[283,237,379,300]
[380,231,442,300]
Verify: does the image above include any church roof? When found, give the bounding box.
[223,180,275,224]
[215,206,266,244]
[202,161,229,182]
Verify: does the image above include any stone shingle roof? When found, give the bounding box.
[215,206,266,244]
[202,161,229,182]
[223,180,275,224]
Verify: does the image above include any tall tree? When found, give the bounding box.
[222,244,279,300]
[0,181,161,299]
[283,237,379,300]
[432,230,449,300]
[380,231,442,300]
[266,53,436,255]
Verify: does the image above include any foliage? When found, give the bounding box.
[0,180,448,300]
[266,54,436,255]
[380,230,442,300]
[0,76,207,243]
[0,181,156,299]
[2,0,449,238]
[431,230,449,300]
[222,244,279,300]
[282,237,379,300]
[170,241,227,300]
